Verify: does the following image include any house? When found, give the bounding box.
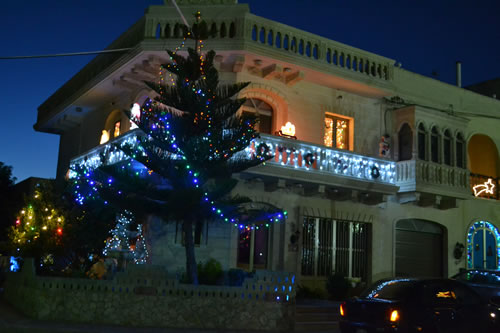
[34,0,500,288]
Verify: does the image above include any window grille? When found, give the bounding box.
[301,216,370,280]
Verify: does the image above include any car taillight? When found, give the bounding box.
[390,309,400,322]
[340,303,345,316]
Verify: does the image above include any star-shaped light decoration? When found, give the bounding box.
[473,178,496,197]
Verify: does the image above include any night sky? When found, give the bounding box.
[1,0,499,183]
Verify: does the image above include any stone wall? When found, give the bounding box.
[3,259,295,331]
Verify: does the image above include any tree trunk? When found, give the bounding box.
[183,219,199,285]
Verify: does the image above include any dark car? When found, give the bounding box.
[452,269,500,302]
[339,278,500,333]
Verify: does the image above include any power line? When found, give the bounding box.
[0,48,133,60]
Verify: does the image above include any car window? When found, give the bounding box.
[420,281,458,306]
[456,271,500,286]
[450,281,482,306]
[362,279,413,300]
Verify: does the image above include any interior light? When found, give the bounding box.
[390,310,399,322]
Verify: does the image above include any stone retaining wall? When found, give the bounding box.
[3,259,295,331]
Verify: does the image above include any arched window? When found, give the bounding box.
[240,98,273,134]
[431,126,440,163]
[443,130,452,166]
[467,221,500,270]
[417,124,427,160]
[456,133,465,168]
[398,123,413,161]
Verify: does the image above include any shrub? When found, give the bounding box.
[226,268,246,286]
[197,258,223,285]
[326,272,351,300]
[296,284,326,300]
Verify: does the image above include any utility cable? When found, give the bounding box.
[0,48,133,60]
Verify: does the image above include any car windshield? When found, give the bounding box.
[455,271,500,286]
[362,279,414,300]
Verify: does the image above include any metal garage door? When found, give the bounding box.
[395,219,444,277]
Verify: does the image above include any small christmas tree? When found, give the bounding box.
[9,182,65,259]
[102,210,148,264]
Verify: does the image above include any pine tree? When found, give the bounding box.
[71,13,284,284]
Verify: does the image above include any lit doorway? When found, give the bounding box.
[237,225,269,271]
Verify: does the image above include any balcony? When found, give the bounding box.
[70,131,398,202]
[395,160,470,207]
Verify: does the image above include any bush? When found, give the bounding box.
[226,268,247,286]
[197,258,223,285]
[326,272,351,300]
[296,284,326,300]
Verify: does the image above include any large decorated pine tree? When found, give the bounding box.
[72,13,284,284]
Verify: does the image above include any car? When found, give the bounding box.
[452,269,500,302]
[339,278,500,333]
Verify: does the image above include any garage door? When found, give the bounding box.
[395,219,444,277]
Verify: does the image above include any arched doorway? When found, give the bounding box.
[468,134,498,177]
[395,219,446,277]
[467,221,500,270]
[468,134,499,199]
[240,98,274,134]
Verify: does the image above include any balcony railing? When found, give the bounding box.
[470,173,499,200]
[70,131,396,187]
[395,159,470,197]
[252,134,395,185]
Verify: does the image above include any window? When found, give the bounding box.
[240,98,273,134]
[431,127,440,163]
[398,123,413,161]
[456,133,465,168]
[418,123,427,160]
[176,221,205,246]
[324,115,349,149]
[301,217,370,280]
[444,130,452,165]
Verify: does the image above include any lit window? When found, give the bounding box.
[113,121,121,138]
[324,115,349,149]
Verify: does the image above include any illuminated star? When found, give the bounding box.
[473,178,496,197]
